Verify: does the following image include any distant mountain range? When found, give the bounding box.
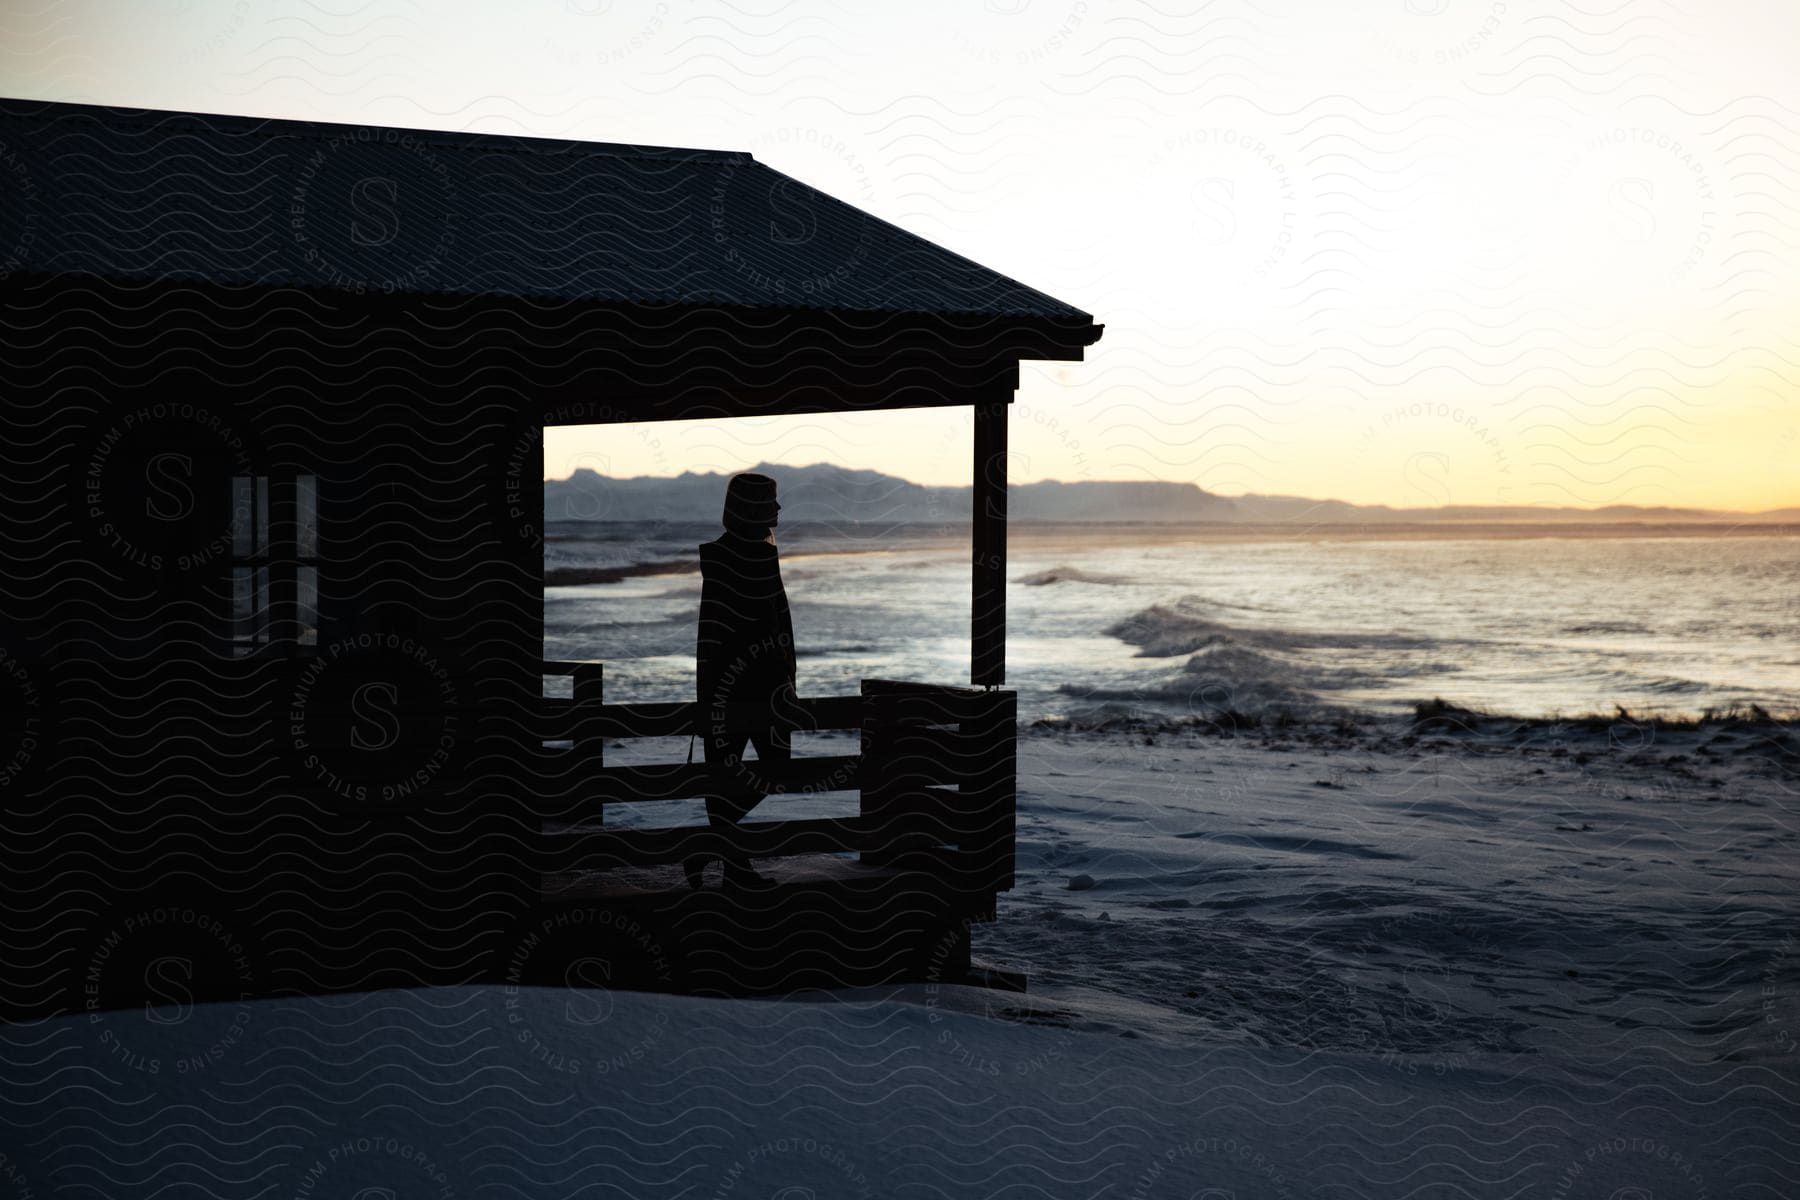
[544,462,1799,526]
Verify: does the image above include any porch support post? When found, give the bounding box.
[972,401,1007,687]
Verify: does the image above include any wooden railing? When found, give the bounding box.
[539,663,1015,894]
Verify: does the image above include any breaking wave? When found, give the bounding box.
[1066,596,1463,714]
[1105,595,1441,659]
[1017,565,1134,586]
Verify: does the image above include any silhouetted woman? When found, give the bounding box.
[690,472,796,890]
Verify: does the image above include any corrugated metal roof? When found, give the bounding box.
[0,97,1093,326]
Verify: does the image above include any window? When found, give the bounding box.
[230,474,319,655]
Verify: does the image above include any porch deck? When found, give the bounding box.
[545,849,900,902]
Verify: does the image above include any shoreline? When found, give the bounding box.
[543,520,1800,587]
[1030,700,1800,771]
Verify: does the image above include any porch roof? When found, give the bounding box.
[0,97,1099,346]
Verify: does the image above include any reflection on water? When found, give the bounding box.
[545,522,1800,720]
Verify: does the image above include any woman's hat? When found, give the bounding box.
[723,472,780,527]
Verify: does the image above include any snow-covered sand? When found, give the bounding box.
[2,722,1794,1197]
[998,716,1800,1066]
[0,982,1779,1198]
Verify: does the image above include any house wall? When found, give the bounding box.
[0,276,542,1015]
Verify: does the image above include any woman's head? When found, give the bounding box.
[722,472,780,535]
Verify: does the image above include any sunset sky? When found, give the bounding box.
[5,0,1796,510]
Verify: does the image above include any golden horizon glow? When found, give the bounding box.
[542,392,1800,514]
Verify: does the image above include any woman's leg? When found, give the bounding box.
[703,725,758,825]
[691,726,752,887]
[706,722,789,885]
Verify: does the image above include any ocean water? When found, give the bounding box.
[543,522,1800,721]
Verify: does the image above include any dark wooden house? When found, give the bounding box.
[0,98,1102,1016]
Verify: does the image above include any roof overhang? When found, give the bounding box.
[0,97,1104,366]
